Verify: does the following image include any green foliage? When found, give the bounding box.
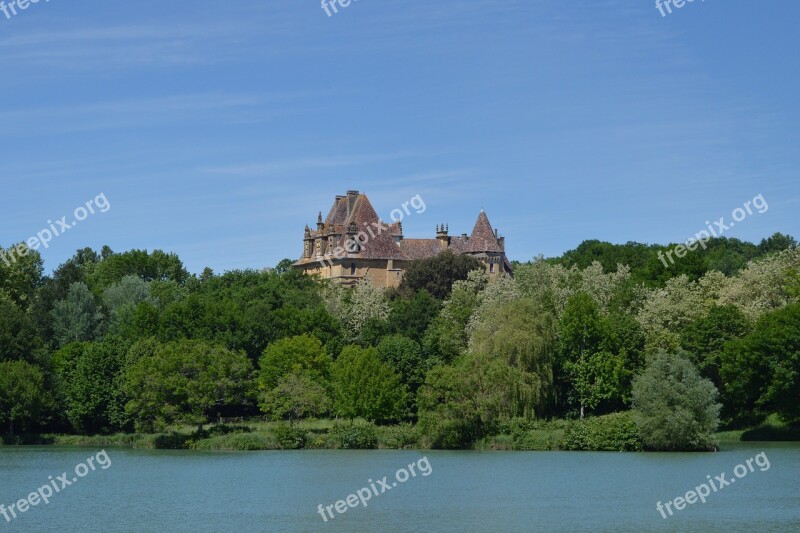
[273,424,308,449]
[191,432,277,451]
[54,338,129,434]
[720,303,800,423]
[735,414,800,442]
[632,351,721,451]
[386,290,440,343]
[418,354,540,448]
[554,237,778,287]
[680,305,751,389]
[258,334,332,392]
[399,250,484,300]
[102,275,153,336]
[0,360,51,435]
[557,293,608,416]
[261,373,330,423]
[330,422,378,449]
[556,294,643,417]
[95,268,339,360]
[331,345,406,423]
[51,282,103,347]
[423,271,486,362]
[561,412,643,451]
[85,249,188,293]
[512,259,631,319]
[758,233,797,254]
[376,334,426,413]
[274,258,296,274]
[124,339,255,431]
[0,293,43,363]
[469,299,555,417]
[0,233,795,440]
[378,423,420,449]
[0,243,44,309]
[494,418,567,451]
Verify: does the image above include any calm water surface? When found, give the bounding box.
[0,442,798,532]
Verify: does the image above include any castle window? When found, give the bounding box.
[350,263,356,276]
[490,262,495,273]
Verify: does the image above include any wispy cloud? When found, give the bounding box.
[199,152,425,177]
[0,93,298,135]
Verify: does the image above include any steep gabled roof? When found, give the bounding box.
[349,194,406,260]
[297,192,506,266]
[324,196,349,227]
[312,193,406,261]
[399,239,441,260]
[448,235,471,254]
[468,210,502,252]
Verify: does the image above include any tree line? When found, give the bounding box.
[0,233,798,450]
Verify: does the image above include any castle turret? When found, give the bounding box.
[346,221,360,252]
[436,223,449,249]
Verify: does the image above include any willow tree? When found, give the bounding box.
[632,351,720,451]
[468,298,556,417]
[418,353,540,448]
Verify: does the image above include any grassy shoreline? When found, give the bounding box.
[4,415,798,452]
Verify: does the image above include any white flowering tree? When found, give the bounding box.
[324,279,390,340]
[636,275,708,352]
[718,248,800,321]
[513,258,631,318]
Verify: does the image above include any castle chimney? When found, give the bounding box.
[346,190,359,216]
[436,223,449,249]
[394,221,404,243]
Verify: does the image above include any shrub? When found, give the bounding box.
[205,424,253,437]
[379,423,420,449]
[331,423,378,449]
[561,412,643,451]
[273,424,307,449]
[496,418,568,451]
[421,417,479,450]
[153,432,194,449]
[633,351,721,451]
[191,433,277,451]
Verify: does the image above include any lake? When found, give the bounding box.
[0,442,798,532]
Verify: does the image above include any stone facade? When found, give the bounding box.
[293,190,512,288]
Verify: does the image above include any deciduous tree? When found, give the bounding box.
[632,351,720,451]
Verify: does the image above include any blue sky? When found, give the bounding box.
[0,0,797,274]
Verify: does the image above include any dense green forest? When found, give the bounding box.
[1,234,798,451]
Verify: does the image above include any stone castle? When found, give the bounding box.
[293,190,512,288]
